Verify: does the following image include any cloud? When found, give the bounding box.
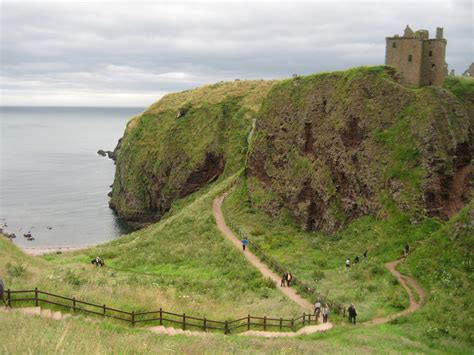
[0,0,472,107]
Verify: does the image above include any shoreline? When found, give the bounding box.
[20,245,94,256]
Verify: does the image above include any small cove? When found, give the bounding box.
[0,106,143,248]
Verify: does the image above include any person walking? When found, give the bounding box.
[348,303,357,324]
[322,304,330,323]
[405,243,410,256]
[345,258,351,270]
[362,250,368,262]
[241,237,248,251]
[281,272,288,287]
[354,255,359,264]
[286,272,293,286]
[314,298,322,320]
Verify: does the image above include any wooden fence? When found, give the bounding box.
[4,289,321,334]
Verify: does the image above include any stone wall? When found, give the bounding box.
[385,26,446,87]
[385,37,423,86]
[421,40,446,86]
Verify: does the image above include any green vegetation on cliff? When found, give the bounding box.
[247,66,472,233]
[110,80,276,225]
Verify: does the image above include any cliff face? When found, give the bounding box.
[110,80,275,225]
[246,67,472,233]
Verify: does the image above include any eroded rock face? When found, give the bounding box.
[109,80,276,226]
[247,67,472,233]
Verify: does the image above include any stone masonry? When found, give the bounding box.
[385,25,447,87]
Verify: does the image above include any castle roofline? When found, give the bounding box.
[385,36,446,43]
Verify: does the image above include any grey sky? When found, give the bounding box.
[1,0,472,107]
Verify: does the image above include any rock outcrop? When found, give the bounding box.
[109,80,276,225]
[246,67,472,233]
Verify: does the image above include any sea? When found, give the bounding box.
[0,106,143,248]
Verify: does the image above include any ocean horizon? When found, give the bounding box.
[0,105,144,248]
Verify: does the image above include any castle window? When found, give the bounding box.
[429,50,433,56]
[431,64,436,71]
[392,42,397,48]
[408,54,412,62]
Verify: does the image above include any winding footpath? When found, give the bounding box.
[366,259,426,325]
[213,193,314,312]
[7,190,425,338]
[211,192,426,336]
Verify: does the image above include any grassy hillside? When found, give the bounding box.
[0,175,301,321]
[0,307,440,354]
[223,180,473,352]
[110,80,276,225]
[2,197,471,353]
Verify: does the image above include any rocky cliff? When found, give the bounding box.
[246,67,472,233]
[109,80,276,225]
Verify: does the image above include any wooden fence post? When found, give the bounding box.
[303,312,305,326]
[225,320,229,335]
[159,308,163,325]
[279,317,282,330]
[103,304,106,316]
[291,318,294,331]
[131,311,135,327]
[35,288,38,307]
[183,313,186,330]
[7,289,11,307]
[73,297,76,313]
[263,316,267,331]
[247,314,250,330]
[203,317,207,332]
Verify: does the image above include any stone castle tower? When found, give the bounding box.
[385,25,447,87]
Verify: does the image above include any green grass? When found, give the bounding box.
[0,175,301,323]
[0,302,453,354]
[222,179,474,352]
[443,76,474,101]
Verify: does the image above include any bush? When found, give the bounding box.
[6,263,27,278]
[65,270,83,287]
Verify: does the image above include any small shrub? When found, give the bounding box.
[251,226,265,236]
[260,287,271,299]
[262,277,276,289]
[65,270,83,287]
[6,263,27,278]
[312,270,325,282]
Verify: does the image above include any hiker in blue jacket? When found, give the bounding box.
[241,238,248,251]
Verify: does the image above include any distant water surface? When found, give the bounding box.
[0,106,143,247]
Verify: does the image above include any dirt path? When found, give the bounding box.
[365,259,426,325]
[212,193,314,312]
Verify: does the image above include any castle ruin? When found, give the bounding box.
[385,25,447,87]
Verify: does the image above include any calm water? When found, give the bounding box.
[0,106,143,247]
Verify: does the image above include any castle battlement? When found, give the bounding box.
[385,25,447,87]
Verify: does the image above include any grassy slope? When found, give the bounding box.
[0,309,438,354]
[0,175,301,321]
[223,182,473,352]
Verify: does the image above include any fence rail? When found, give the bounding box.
[4,288,324,334]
